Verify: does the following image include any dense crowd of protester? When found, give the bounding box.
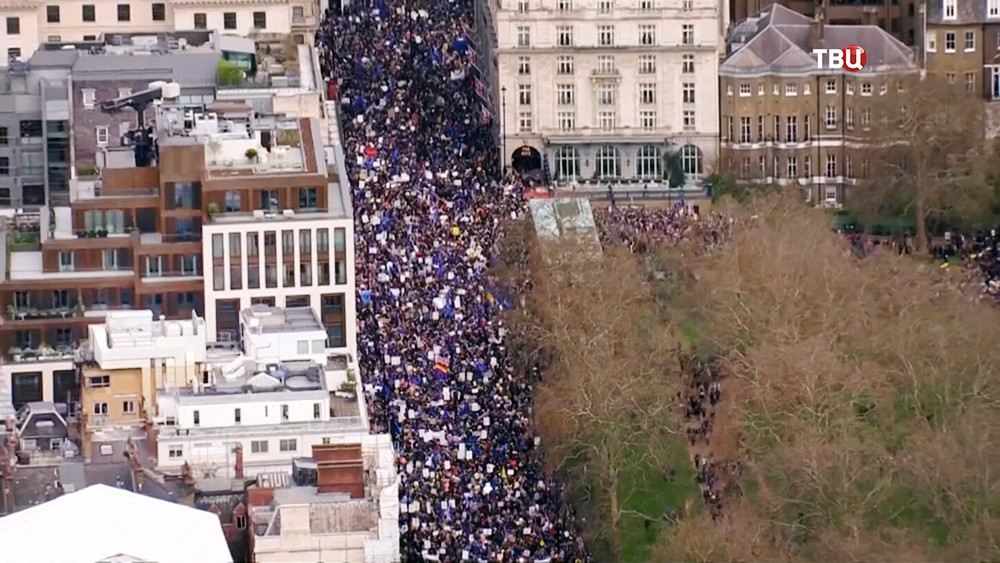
[594,205,734,254]
[317,3,587,562]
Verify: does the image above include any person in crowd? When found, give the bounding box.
[317,3,587,561]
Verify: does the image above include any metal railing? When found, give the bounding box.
[159,417,366,437]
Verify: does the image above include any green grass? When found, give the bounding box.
[618,439,701,562]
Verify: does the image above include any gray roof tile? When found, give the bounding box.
[722,4,918,75]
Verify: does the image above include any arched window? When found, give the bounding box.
[680,144,703,177]
[595,145,620,179]
[553,146,580,180]
[635,145,661,180]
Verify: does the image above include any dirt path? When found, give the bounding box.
[680,371,744,518]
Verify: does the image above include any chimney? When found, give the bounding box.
[234,443,245,479]
[312,444,365,498]
[182,461,196,486]
[863,6,879,26]
[124,437,143,490]
[6,419,18,468]
[159,314,166,334]
[810,14,825,50]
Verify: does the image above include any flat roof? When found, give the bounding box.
[242,305,325,333]
[72,52,221,85]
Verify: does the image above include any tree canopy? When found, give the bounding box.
[652,193,1000,562]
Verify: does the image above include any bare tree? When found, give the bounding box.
[508,236,683,562]
[649,192,1000,561]
[852,74,988,248]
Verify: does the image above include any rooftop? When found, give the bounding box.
[242,305,325,334]
[529,198,604,267]
[175,360,327,400]
[0,484,233,563]
[723,5,917,75]
[261,488,379,535]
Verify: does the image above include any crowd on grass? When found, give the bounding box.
[317,2,588,561]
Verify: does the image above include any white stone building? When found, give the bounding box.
[0,0,320,61]
[153,305,369,478]
[494,0,727,187]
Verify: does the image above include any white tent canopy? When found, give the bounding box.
[0,484,233,563]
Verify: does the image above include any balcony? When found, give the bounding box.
[5,307,80,322]
[207,207,348,224]
[590,68,620,79]
[71,178,158,203]
[539,125,676,142]
[138,232,202,245]
[7,229,40,252]
[5,345,75,364]
[291,13,318,28]
[7,253,134,281]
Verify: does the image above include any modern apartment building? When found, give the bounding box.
[170,110,355,354]
[720,5,919,205]
[0,0,320,61]
[730,0,919,45]
[0,41,343,410]
[0,55,73,209]
[494,0,725,187]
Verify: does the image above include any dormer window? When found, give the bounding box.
[943,0,956,20]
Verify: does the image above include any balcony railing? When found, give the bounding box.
[5,307,80,321]
[7,229,41,251]
[5,346,75,364]
[208,207,345,222]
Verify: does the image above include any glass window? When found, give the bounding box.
[300,230,312,253]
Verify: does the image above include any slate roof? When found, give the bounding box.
[926,0,997,25]
[722,4,918,76]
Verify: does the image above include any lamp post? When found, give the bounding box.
[500,86,508,175]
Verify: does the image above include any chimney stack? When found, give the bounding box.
[810,14,825,50]
[234,443,245,479]
[863,6,879,26]
[124,437,143,490]
[181,461,196,486]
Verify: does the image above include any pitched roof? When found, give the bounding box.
[722,4,917,75]
[926,0,993,25]
[0,484,232,563]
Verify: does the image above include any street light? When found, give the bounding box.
[500,86,508,175]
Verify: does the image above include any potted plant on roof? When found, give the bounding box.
[245,148,259,163]
[38,343,56,358]
[207,202,220,219]
[7,347,21,362]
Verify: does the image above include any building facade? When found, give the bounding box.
[494,0,724,187]
[720,5,919,204]
[0,0,320,61]
[922,0,1000,135]
[78,310,208,439]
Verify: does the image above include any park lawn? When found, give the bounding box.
[617,438,701,562]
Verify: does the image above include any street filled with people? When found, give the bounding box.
[315,0,1000,555]
[317,3,587,562]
